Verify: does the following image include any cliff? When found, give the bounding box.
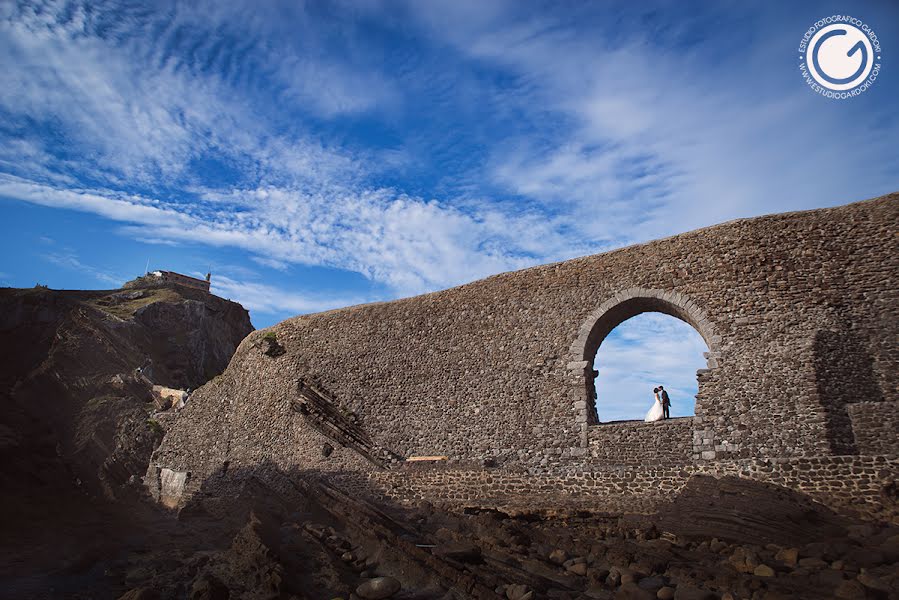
[0,284,253,510]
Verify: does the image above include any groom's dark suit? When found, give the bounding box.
[661,389,670,419]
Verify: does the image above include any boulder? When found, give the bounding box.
[656,588,675,600]
[549,548,568,565]
[152,385,187,410]
[673,585,717,600]
[798,557,828,569]
[774,547,798,567]
[834,579,867,599]
[857,572,890,593]
[505,584,534,600]
[356,576,401,600]
[812,568,846,588]
[753,564,775,577]
[728,547,759,574]
[586,585,614,600]
[844,547,883,568]
[567,562,588,576]
[590,564,612,583]
[434,540,482,563]
[190,574,229,600]
[637,576,666,592]
[615,582,654,600]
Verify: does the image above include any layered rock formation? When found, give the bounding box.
[0,283,252,505]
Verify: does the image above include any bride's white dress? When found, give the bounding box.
[644,395,664,422]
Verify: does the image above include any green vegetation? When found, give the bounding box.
[261,330,286,357]
[86,396,111,409]
[146,419,163,435]
[90,287,181,319]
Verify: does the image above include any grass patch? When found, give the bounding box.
[90,288,182,319]
[261,331,286,357]
[86,396,111,409]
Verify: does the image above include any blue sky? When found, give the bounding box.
[595,314,706,421]
[2,1,897,418]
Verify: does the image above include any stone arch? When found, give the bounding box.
[567,288,721,429]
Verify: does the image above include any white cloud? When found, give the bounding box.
[1,176,569,296]
[0,175,190,227]
[407,3,899,242]
[132,237,182,247]
[250,256,290,271]
[209,275,366,316]
[0,138,76,186]
[3,0,896,322]
[0,0,380,188]
[42,250,123,286]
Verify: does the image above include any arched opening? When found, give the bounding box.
[592,313,708,422]
[568,288,720,428]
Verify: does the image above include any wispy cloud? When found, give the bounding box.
[0,1,585,299]
[250,256,290,271]
[131,237,181,247]
[1,0,896,321]
[0,0,373,189]
[407,2,899,240]
[42,250,123,286]
[210,275,367,316]
[1,176,571,295]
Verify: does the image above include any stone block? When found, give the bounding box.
[158,467,189,509]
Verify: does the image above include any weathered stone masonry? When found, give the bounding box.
[149,193,898,520]
[347,455,899,522]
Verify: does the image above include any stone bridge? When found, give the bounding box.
[149,193,898,521]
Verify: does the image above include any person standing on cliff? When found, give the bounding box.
[659,385,671,419]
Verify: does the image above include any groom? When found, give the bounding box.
[659,385,671,419]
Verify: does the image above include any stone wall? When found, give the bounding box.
[350,455,898,523]
[125,270,211,292]
[587,418,694,464]
[148,358,381,506]
[148,193,899,520]
[154,270,210,292]
[849,401,899,456]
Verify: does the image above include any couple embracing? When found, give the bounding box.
[644,385,671,422]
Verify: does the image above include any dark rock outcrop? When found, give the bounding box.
[0,284,252,505]
[656,475,848,547]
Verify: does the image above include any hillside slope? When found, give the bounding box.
[0,284,253,508]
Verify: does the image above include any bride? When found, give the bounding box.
[644,387,664,422]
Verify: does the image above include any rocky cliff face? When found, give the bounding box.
[0,284,253,507]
